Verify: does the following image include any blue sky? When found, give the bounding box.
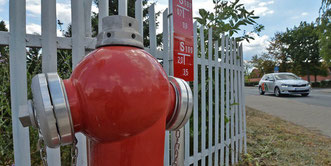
[0,0,322,60]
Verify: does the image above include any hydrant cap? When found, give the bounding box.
[96,15,144,49]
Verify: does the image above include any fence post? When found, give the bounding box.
[200,25,206,166]
[207,28,213,166]
[98,0,109,33]
[119,0,128,16]
[72,0,88,165]
[84,0,92,37]
[135,0,143,36]
[148,4,157,57]
[41,0,61,164]
[9,0,31,165]
[192,21,199,166]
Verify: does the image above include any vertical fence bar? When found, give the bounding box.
[84,0,92,37]
[214,40,219,166]
[238,43,243,156]
[148,4,157,57]
[119,0,128,16]
[200,26,206,166]
[164,131,170,166]
[71,0,88,165]
[185,16,191,161]
[241,44,247,154]
[98,0,109,33]
[135,0,143,38]
[41,0,61,164]
[220,35,225,165]
[233,39,239,163]
[230,38,235,164]
[42,0,57,73]
[9,0,31,165]
[162,9,170,166]
[207,28,213,166]
[162,9,169,75]
[184,110,190,165]
[193,21,199,166]
[225,36,230,166]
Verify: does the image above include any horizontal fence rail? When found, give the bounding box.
[2,0,246,165]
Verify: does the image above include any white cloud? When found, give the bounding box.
[0,0,7,11]
[248,0,274,16]
[240,0,258,5]
[91,4,98,13]
[291,12,309,19]
[253,6,274,16]
[0,0,6,5]
[154,3,168,34]
[192,0,214,18]
[301,12,308,16]
[242,33,269,60]
[57,3,71,24]
[57,29,63,37]
[26,23,41,34]
[258,1,274,7]
[26,0,41,16]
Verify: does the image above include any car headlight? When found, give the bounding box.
[281,84,289,87]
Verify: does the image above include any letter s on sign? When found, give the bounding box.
[180,42,184,52]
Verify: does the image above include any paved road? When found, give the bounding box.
[245,86,331,137]
[245,86,331,108]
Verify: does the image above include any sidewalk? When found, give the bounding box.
[314,88,331,93]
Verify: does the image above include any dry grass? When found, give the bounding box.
[240,107,331,166]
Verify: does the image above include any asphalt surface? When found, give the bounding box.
[245,86,331,108]
[245,86,331,137]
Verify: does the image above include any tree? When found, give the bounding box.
[250,53,276,76]
[194,0,264,42]
[267,32,292,72]
[317,0,331,67]
[280,22,326,82]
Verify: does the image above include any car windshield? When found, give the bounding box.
[274,74,299,80]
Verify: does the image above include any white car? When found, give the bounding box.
[258,73,311,97]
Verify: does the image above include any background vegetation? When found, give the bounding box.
[248,0,330,83]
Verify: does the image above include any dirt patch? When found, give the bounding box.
[240,107,331,166]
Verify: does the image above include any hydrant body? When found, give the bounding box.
[19,15,193,166]
[64,46,175,165]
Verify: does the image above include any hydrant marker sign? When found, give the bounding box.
[172,0,194,81]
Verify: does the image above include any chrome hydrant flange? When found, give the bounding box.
[166,76,193,131]
[46,73,74,146]
[19,73,74,148]
[31,73,60,148]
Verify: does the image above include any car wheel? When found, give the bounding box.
[274,87,281,97]
[259,86,265,95]
[301,93,309,97]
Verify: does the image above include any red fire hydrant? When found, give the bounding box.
[19,15,192,166]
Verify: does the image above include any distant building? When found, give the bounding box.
[250,69,261,78]
[247,68,331,83]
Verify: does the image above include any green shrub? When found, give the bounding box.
[311,82,321,87]
[321,80,331,88]
[245,82,259,86]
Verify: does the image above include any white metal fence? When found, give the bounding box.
[1,0,246,165]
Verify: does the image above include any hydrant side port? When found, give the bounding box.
[63,46,176,142]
